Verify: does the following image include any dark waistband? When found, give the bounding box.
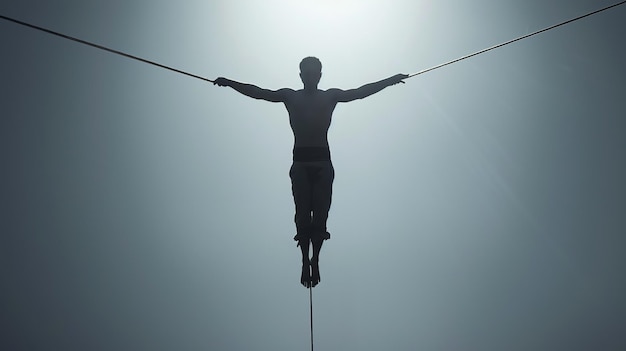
[293,147,331,162]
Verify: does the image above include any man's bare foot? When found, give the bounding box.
[301,261,311,288]
[310,258,320,287]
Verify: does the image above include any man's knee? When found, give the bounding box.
[294,229,329,244]
[311,230,330,243]
[293,223,312,244]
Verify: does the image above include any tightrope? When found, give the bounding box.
[407,0,626,78]
[309,284,314,351]
[2,1,625,83]
[0,14,214,83]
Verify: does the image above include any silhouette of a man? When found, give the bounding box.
[214,57,407,288]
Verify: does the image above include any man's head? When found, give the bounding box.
[299,56,322,88]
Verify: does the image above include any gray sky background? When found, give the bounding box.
[2,1,625,350]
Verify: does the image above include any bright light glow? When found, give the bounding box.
[240,0,401,66]
[287,0,379,22]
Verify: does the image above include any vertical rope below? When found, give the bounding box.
[309,279,314,351]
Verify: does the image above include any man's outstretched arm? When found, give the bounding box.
[214,77,290,103]
[329,74,408,103]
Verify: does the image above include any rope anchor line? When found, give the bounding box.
[407,0,626,78]
[0,14,214,83]
[2,0,625,83]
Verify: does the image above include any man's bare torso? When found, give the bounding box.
[284,89,338,148]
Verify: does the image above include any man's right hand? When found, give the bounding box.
[213,77,230,87]
[389,73,409,85]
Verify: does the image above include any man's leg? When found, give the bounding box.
[298,238,312,288]
[289,162,314,287]
[310,161,335,287]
